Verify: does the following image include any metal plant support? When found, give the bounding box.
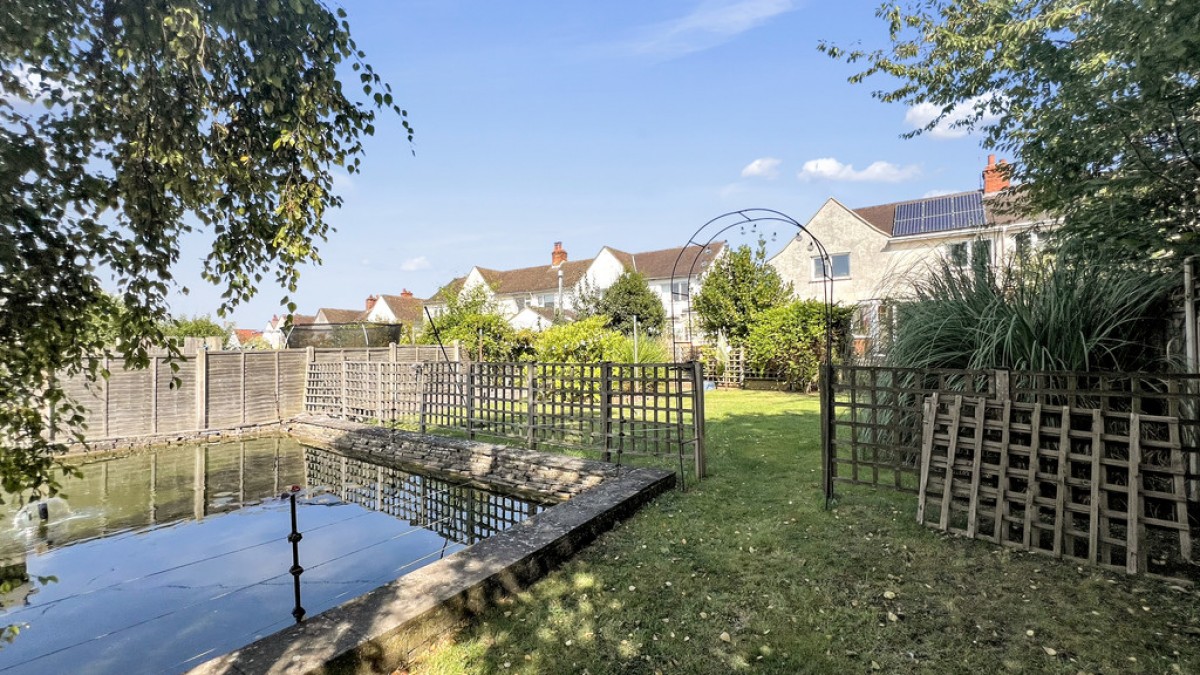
[668,209,837,506]
[286,486,305,623]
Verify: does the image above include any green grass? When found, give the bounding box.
[407,391,1200,674]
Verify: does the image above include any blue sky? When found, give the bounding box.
[169,0,998,327]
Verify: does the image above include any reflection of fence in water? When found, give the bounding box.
[301,447,544,546]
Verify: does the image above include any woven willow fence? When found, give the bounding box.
[304,360,707,480]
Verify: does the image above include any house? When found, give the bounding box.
[314,306,368,324]
[426,241,725,339]
[768,156,1052,348]
[226,329,264,350]
[364,290,426,327]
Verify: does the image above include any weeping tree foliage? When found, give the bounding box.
[1,1,408,500]
[822,0,1200,263]
[887,254,1173,373]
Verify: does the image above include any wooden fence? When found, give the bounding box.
[304,360,707,480]
[917,394,1193,577]
[58,345,455,441]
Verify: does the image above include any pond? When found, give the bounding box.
[0,437,546,674]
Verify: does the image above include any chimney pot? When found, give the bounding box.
[983,156,1010,194]
[400,289,413,298]
[552,241,568,266]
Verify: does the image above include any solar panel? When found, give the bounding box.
[891,192,986,237]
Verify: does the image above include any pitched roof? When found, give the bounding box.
[316,307,367,324]
[234,329,262,343]
[607,243,726,280]
[477,258,594,295]
[851,189,1043,238]
[378,294,426,325]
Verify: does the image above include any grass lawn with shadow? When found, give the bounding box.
[407,390,1200,674]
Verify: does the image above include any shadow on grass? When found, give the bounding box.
[402,391,1200,675]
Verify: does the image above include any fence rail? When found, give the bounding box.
[304,360,707,479]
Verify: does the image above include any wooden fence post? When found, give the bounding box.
[274,350,281,422]
[600,362,613,462]
[465,362,476,439]
[417,364,427,434]
[240,352,248,425]
[102,356,110,438]
[194,350,207,431]
[526,362,537,450]
[149,356,159,435]
[340,359,349,420]
[691,360,707,478]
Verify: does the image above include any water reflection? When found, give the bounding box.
[0,438,547,674]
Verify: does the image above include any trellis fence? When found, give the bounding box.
[821,365,1200,574]
[304,360,707,480]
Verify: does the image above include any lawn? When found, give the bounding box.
[408,390,1200,674]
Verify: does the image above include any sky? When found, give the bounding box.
[167,0,999,328]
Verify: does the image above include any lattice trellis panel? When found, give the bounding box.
[917,394,1192,577]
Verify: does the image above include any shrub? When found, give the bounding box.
[887,252,1172,372]
[693,239,792,343]
[595,271,666,337]
[745,300,854,391]
[534,316,623,363]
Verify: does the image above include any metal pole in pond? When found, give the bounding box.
[287,487,305,623]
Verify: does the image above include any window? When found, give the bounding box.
[515,297,531,310]
[539,293,557,309]
[1015,231,1039,258]
[812,253,851,280]
[947,242,969,267]
[670,280,690,300]
[972,239,992,267]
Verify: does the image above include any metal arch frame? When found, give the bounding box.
[668,208,840,507]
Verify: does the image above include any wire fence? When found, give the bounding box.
[305,360,707,482]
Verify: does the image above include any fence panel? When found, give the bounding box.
[304,360,706,479]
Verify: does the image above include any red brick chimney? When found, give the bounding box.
[552,241,568,266]
[365,295,378,312]
[400,289,413,298]
[983,154,1011,194]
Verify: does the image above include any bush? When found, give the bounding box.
[887,252,1172,372]
[534,316,624,363]
[745,300,854,392]
[609,334,671,364]
[595,271,666,337]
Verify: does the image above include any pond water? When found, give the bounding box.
[0,437,546,674]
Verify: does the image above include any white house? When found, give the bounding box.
[426,241,725,339]
[769,156,1053,351]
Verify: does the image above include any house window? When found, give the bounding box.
[670,280,689,300]
[947,242,969,267]
[515,297,531,310]
[947,239,994,267]
[972,239,993,266]
[539,293,557,309]
[813,253,851,280]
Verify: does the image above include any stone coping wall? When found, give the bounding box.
[286,414,620,502]
[190,456,674,675]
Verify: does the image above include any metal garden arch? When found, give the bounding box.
[668,208,839,505]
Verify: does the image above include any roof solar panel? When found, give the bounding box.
[891,192,986,237]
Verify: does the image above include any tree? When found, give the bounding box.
[821,0,1200,263]
[161,315,229,340]
[419,285,523,361]
[1,1,406,501]
[595,271,666,337]
[692,241,792,344]
[745,301,854,392]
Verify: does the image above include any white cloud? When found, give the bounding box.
[922,188,958,198]
[399,256,431,272]
[796,157,921,183]
[904,94,1002,140]
[741,157,782,179]
[628,0,797,57]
